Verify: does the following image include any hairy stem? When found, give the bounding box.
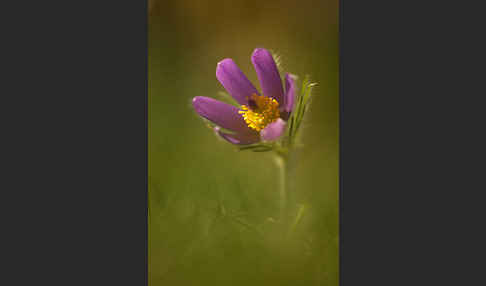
[275,152,288,222]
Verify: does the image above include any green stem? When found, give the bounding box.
[275,152,288,222]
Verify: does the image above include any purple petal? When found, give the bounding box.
[251,48,284,105]
[215,127,260,145]
[192,96,252,134]
[260,119,286,141]
[216,58,260,105]
[284,73,297,113]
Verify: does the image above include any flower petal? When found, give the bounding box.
[215,127,260,145]
[260,118,286,141]
[216,58,260,105]
[284,73,297,113]
[192,96,252,134]
[251,48,284,105]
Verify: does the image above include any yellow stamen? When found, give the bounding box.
[238,94,280,132]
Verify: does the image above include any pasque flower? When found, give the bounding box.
[193,48,297,145]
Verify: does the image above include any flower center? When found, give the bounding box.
[238,94,280,132]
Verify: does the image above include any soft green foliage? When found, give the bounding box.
[287,76,317,146]
[150,62,337,286]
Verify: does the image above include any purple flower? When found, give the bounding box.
[192,48,297,145]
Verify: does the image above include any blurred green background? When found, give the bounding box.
[149,0,338,285]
